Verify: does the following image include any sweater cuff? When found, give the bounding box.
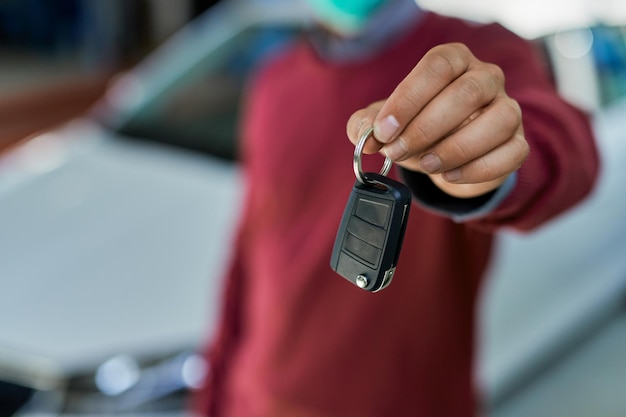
[399,169,517,222]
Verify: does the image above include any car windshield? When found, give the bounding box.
[107,24,300,161]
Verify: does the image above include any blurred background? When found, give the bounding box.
[0,0,625,416]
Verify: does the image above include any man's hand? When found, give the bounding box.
[347,43,529,198]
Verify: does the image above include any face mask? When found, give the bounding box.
[305,0,389,35]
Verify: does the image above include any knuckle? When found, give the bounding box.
[457,76,486,107]
[478,62,505,88]
[440,42,471,59]
[450,136,474,162]
[426,54,455,80]
[475,156,497,180]
[496,98,522,131]
[487,63,505,86]
[407,120,434,149]
[457,68,502,107]
[424,44,467,80]
[396,89,422,116]
[511,134,530,167]
[483,64,505,96]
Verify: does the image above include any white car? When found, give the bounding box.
[1,1,625,414]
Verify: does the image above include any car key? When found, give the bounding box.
[330,128,412,292]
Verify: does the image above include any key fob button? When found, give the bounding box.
[355,198,390,229]
[343,233,382,267]
[346,217,386,249]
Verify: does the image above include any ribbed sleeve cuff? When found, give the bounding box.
[399,169,517,222]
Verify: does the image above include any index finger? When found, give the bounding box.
[373,43,474,144]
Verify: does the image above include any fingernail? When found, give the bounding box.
[383,138,408,160]
[374,115,400,143]
[443,169,461,182]
[419,153,441,173]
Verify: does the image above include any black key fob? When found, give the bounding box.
[330,172,411,292]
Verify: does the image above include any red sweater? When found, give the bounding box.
[200,13,598,417]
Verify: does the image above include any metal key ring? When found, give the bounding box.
[353,127,393,184]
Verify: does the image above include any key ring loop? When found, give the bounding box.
[353,127,393,184]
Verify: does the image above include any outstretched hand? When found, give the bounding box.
[347,43,529,198]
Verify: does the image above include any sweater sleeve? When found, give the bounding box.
[404,23,600,233]
[473,87,599,231]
